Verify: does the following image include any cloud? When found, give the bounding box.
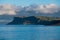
[0,4,16,15]
[32,4,59,13]
[16,4,60,17]
[0,4,59,16]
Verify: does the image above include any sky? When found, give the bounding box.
[0,0,60,6]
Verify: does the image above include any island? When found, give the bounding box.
[7,16,60,25]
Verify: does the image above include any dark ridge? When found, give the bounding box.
[7,16,60,25]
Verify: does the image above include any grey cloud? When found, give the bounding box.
[16,4,60,17]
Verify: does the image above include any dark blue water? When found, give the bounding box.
[0,25,60,40]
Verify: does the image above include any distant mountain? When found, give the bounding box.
[0,15,14,24]
[8,16,60,25]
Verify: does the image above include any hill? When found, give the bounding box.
[7,16,60,25]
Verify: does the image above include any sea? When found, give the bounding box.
[0,25,60,40]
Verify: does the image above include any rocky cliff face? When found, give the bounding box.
[8,16,60,25]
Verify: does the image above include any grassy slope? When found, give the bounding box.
[35,16,60,21]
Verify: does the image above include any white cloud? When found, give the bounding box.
[0,4,16,15]
[0,4,59,16]
[15,4,60,17]
[46,4,57,8]
[34,4,59,13]
[16,4,60,15]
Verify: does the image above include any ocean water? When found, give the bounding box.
[0,25,60,40]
